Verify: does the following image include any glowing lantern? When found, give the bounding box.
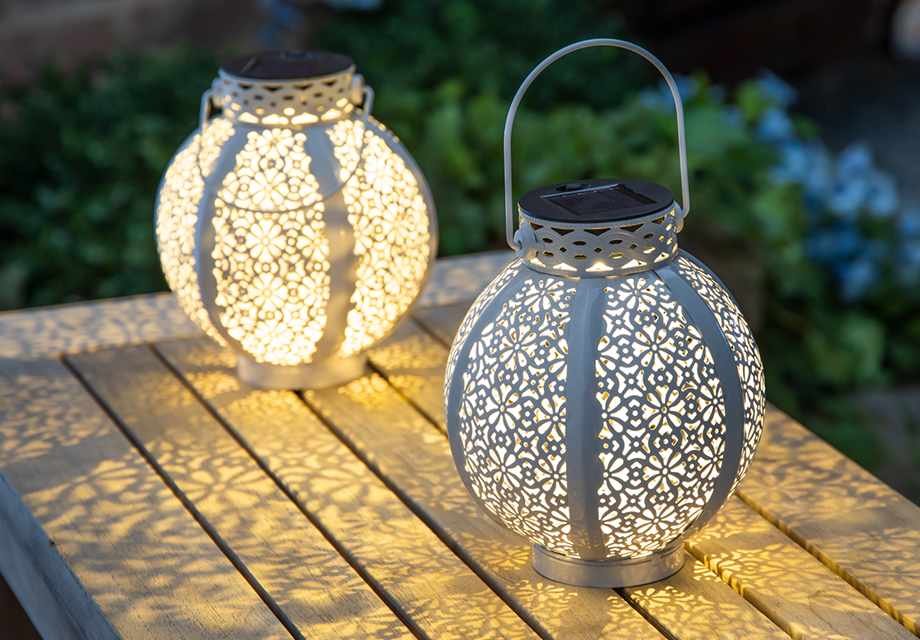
[156,51,437,389]
[444,40,765,588]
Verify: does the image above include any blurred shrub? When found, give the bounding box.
[0,47,219,309]
[0,0,917,470]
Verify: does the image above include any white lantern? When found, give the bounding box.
[444,40,765,588]
[155,51,437,389]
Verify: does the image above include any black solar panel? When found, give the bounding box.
[546,184,655,217]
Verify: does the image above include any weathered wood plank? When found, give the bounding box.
[622,559,788,640]
[687,498,915,639]
[0,251,515,361]
[412,302,476,347]
[737,409,920,635]
[156,337,547,640]
[67,346,412,640]
[0,294,202,360]
[417,251,516,308]
[0,357,289,640]
[305,372,671,640]
[392,299,915,640]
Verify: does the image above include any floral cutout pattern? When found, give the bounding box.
[211,128,330,365]
[457,275,578,556]
[328,119,433,357]
[595,274,726,558]
[675,256,766,494]
[156,119,234,346]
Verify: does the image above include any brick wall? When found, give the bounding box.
[0,0,263,85]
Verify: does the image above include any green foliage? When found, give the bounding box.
[0,47,219,308]
[0,0,916,473]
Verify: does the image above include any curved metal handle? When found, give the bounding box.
[504,38,690,250]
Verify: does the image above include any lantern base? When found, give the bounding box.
[532,542,685,588]
[236,353,367,390]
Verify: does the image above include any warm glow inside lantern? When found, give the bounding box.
[155,51,437,389]
[444,40,766,588]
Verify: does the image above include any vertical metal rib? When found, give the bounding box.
[654,262,745,539]
[562,279,609,560]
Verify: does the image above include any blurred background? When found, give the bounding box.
[0,0,919,504]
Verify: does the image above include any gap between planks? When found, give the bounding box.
[403,300,918,640]
[65,347,415,640]
[0,356,291,640]
[153,338,549,640]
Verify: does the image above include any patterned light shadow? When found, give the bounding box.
[157,337,543,640]
[67,346,411,639]
[687,497,915,640]
[0,357,287,639]
[738,407,920,633]
[306,371,666,640]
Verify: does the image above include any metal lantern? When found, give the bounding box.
[155,51,437,389]
[444,40,766,588]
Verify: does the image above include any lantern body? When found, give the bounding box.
[155,52,437,389]
[444,179,765,587]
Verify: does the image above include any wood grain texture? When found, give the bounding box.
[396,298,915,640]
[737,408,920,635]
[417,251,516,308]
[0,356,288,640]
[156,337,547,640]
[622,559,788,640]
[687,498,915,639]
[304,372,668,640]
[0,294,202,360]
[67,346,412,640]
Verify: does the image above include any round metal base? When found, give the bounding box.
[532,542,685,588]
[236,354,367,390]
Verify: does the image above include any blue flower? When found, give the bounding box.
[770,140,810,183]
[897,202,920,238]
[837,143,873,179]
[827,175,869,220]
[756,69,798,108]
[899,239,920,284]
[805,224,861,262]
[756,107,795,143]
[865,171,900,218]
[838,257,878,302]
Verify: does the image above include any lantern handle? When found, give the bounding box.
[504,38,690,251]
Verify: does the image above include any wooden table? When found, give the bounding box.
[1,251,919,640]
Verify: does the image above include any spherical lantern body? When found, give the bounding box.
[444,40,765,588]
[155,52,437,389]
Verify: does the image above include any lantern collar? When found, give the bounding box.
[515,178,679,278]
[207,50,368,128]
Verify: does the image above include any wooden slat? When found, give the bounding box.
[398,299,916,640]
[687,497,914,639]
[412,302,478,347]
[0,294,202,360]
[304,372,671,640]
[622,559,789,639]
[0,252,515,361]
[417,251,516,308]
[66,346,412,640]
[0,356,289,640]
[156,337,547,640]
[737,409,920,635]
